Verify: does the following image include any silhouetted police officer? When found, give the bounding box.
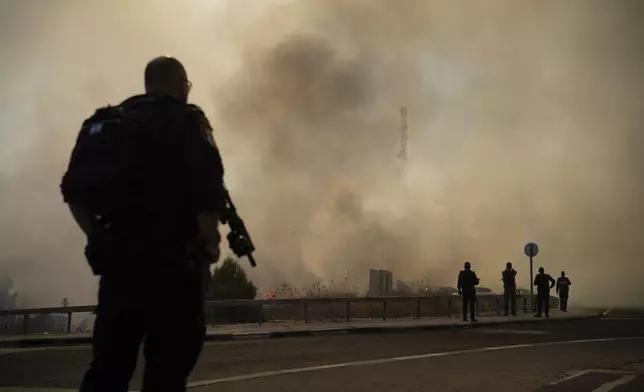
[458,261,480,322]
[556,271,572,312]
[533,267,555,318]
[501,262,517,316]
[63,56,226,392]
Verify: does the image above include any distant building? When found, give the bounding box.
[369,269,393,296]
[0,291,17,309]
[0,290,18,334]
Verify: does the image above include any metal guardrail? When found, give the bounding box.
[0,295,558,335]
[0,305,96,316]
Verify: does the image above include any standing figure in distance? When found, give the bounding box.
[533,267,556,318]
[556,271,572,312]
[501,262,517,316]
[61,56,226,392]
[458,261,480,322]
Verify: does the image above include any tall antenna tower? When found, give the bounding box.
[399,106,408,163]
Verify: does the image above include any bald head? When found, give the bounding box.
[144,56,191,102]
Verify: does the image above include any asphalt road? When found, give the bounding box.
[1,308,643,392]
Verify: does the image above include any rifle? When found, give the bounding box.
[187,184,256,269]
[221,184,257,267]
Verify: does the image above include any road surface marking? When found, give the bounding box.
[592,375,637,391]
[602,307,615,316]
[549,369,637,385]
[474,329,547,335]
[548,370,589,385]
[583,369,639,375]
[185,336,644,388]
[601,317,644,321]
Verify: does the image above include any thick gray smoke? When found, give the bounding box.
[0,0,643,307]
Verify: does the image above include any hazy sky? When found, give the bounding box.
[0,0,643,307]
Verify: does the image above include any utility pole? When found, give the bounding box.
[399,106,408,163]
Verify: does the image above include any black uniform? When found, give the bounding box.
[71,95,226,392]
[533,273,556,317]
[502,268,517,316]
[458,269,480,321]
[556,277,572,312]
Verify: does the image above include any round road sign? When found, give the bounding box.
[524,242,539,258]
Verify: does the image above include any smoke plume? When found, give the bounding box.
[0,0,643,307]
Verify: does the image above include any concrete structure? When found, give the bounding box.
[396,280,415,294]
[396,280,414,294]
[433,286,458,296]
[369,269,393,296]
[476,287,495,295]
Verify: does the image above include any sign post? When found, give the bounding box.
[524,242,539,312]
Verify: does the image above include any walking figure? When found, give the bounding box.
[556,271,572,312]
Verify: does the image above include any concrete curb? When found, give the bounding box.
[0,335,93,348]
[206,314,600,341]
[0,314,600,348]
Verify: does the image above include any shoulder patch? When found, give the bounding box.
[88,123,104,135]
[200,122,216,148]
[188,104,217,148]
